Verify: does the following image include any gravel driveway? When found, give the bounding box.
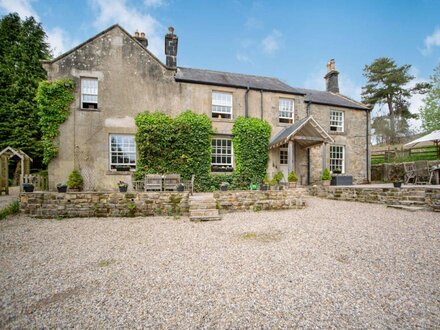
[1,197,439,328]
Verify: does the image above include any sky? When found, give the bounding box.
[1,0,440,131]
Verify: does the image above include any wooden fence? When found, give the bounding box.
[371,145,438,164]
[22,174,48,191]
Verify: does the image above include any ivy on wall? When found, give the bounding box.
[232,117,271,187]
[36,79,75,164]
[135,110,213,191]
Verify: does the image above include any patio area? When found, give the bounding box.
[1,197,439,328]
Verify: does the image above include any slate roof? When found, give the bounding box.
[175,67,305,95]
[269,116,333,147]
[176,67,369,111]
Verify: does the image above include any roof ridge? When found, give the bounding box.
[331,92,369,109]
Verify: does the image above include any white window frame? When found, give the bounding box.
[330,110,344,132]
[211,137,233,172]
[81,77,98,109]
[109,134,136,171]
[212,91,233,119]
[279,98,294,123]
[279,144,288,165]
[329,145,345,173]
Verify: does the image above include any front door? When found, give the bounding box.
[279,146,289,183]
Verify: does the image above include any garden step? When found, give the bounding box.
[399,200,426,206]
[189,193,222,221]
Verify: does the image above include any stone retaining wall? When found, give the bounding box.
[309,186,440,210]
[213,189,306,213]
[20,192,189,218]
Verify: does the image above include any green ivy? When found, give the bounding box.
[135,110,213,191]
[232,117,271,187]
[36,79,75,164]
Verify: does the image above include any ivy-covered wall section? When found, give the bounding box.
[135,110,213,191]
[36,79,75,164]
[232,117,272,187]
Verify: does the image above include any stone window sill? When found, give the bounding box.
[106,171,133,175]
[79,108,101,112]
[329,131,346,136]
[212,118,234,123]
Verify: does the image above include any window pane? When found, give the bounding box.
[109,135,136,169]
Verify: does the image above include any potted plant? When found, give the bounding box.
[67,169,83,192]
[56,183,67,193]
[118,181,128,192]
[391,169,404,188]
[249,182,258,190]
[333,167,342,175]
[272,171,284,190]
[260,174,269,191]
[321,168,332,186]
[115,165,131,172]
[176,183,185,192]
[22,183,34,192]
[288,170,298,188]
[220,182,229,191]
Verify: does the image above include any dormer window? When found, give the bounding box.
[212,92,232,119]
[81,78,98,109]
[279,98,294,123]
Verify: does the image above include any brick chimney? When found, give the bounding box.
[165,26,178,68]
[134,31,148,48]
[324,59,339,93]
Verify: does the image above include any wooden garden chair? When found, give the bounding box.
[403,162,416,184]
[414,160,432,185]
[163,174,180,191]
[145,174,163,191]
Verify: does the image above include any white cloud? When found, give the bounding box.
[144,0,166,7]
[89,0,164,59]
[46,27,79,57]
[421,27,440,55]
[261,29,282,55]
[245,17,263,30]
[0,0,39,19]
[236,52,251,63]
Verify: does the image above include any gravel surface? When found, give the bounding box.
[1,197,439,328]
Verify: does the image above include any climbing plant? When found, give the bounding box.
[135,110,213,190]
[36,79,75,164]
[232,117,271,187]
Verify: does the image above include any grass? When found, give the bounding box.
[97,259,115,267]
[0,200,20,221]
[240,231,282,242]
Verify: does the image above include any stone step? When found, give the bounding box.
[387,205,426,212]
[404,196,426,202]
[399,200,426,206]
[189,209,220,217]
[189,215,222,221]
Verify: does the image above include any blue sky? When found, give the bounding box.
[1,0,440,129]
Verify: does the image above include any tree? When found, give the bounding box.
[362,57,429,144]
[0,13,51,168]
[420,64,440,133]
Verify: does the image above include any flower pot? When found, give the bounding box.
[322,180,330,187]
[220,185,228,191]
[288,182,297,189]
[23,184,34,192]
[177,184,184,192]
[393,182,402,188]
[57,185,67,193]
[250,183,258,190]
[260,184,268,191]
[69,187,80,192]
[119,186,128,192]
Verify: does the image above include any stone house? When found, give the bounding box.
[42,24,370,191]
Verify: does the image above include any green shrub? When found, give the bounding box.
[321,168,332,181]
[36,79,75,164]
[288,171,298,182]
[0,201,20,220]
[67,169,83,189]
[272,171,284,185]
[232,117,271,187]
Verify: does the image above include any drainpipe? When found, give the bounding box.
[260,90,263,119]
[366,109,370,182]
[306,101,312,184]
[245,83,250,118]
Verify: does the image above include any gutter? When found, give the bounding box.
[366,109,370,182]
[245,83,250,118]
[260,90,263,119]
[306,101,312,184]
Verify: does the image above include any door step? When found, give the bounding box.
[189,193,222,221]
[387,205,426,212]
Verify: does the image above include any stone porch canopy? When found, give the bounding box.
[269,116,334,174]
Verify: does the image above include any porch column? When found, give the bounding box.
[322,143,327,172]
[288,140,294,174]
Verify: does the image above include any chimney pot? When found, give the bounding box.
[324,59,339,93]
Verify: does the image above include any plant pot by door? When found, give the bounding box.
[119,186,128,193]
[288,182,297,189]
[23,184,34,192]
[177,184,184,192]
[220,185,228,191]
[393,182,402,188]
[57,185,67,193]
